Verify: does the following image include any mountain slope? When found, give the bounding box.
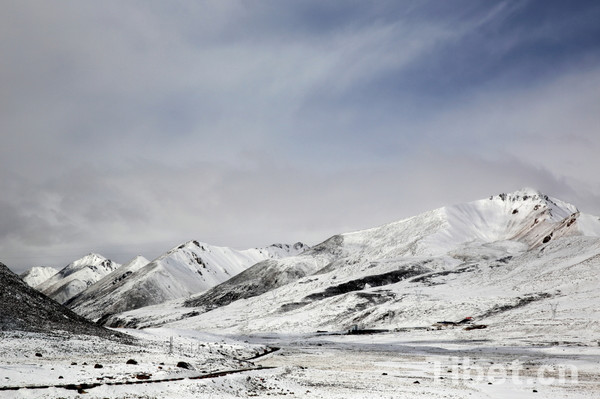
[36,253,120,304]
[0,261,122,338]
[182,188,591,311]
[20,266,59,288]
[165,234,600,342]
[72,241,306,321]
[65,255,150,318]
[103,189,600,334]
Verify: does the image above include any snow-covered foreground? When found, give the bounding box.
[2,328,599,398]
[0,328,268,399]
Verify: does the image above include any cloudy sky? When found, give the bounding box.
[2,1,600,273]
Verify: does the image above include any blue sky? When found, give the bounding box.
[2,1,600,272]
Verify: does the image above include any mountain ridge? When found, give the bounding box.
[100,189,600,332]
[179,188,596,311]
[67,240,307,321]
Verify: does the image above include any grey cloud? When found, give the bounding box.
[2,1,600,274]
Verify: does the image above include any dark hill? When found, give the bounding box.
[0,261,126,340]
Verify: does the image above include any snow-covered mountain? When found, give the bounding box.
[20,266,59,288]
[65,255,150,317]
[69,241,307,321]
[102,189,600,339]
[166,234,600,341]
[180,188,593,311]
[36,253,121,305]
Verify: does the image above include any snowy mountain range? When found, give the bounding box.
[17,188,600,346]
[6,188,600,399]
[59,241,307,321]
[97,189,600,342]
[36,253,121,304]
[178,188,598,311]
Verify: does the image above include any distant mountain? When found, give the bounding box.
[0,261,123,339]
[36,253,120,304]
[69,241,306,322]
[65,255,150,318]
[20,266,59,288]
[102,189,600,337]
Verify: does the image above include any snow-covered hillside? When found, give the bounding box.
[19,266,58,288]
[104,189,600,340]
[70,241,306,321]
[176,189,595,312]
[36,254,121,304]
[65,255,150,318]
[164,235,600,338]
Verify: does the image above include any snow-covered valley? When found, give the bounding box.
[2,329,600,398]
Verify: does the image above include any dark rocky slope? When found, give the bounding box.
[0,261,126,340]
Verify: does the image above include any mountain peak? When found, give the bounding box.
[164,240,209,255]
[489,188,578,220]
[81,252,108,262]
[491,188,546,202]
[36,253,121,305]
[61,253,118,274]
